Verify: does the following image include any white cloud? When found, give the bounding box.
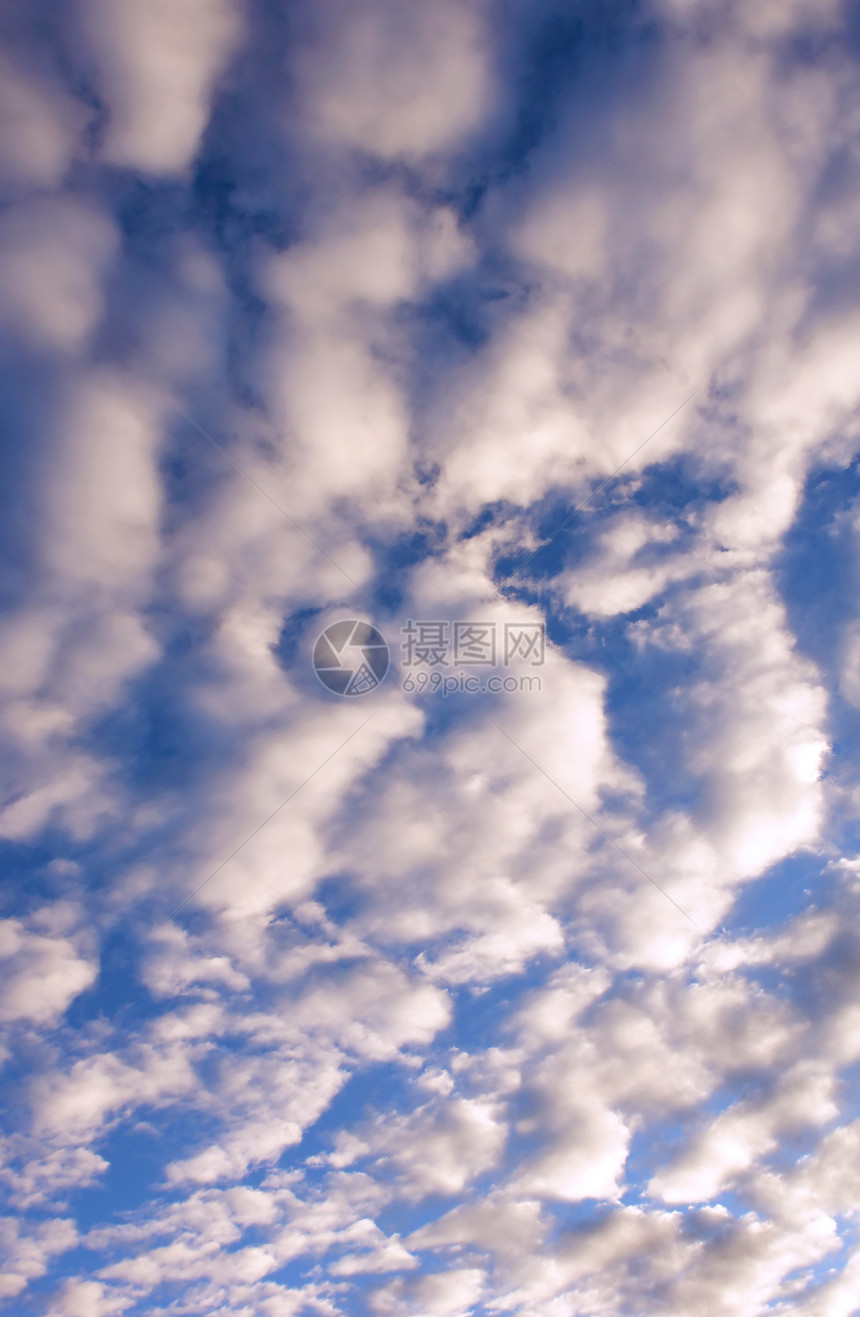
[0,370,163,842]
[46,1279,135,1317]
[0,1216,77,1300]
[0,197,117,352]
[369,1095,507,1198]
[0,54,88,189]
[517,1097,630,1202]
[623,568,829,929]
[371,1266,485,1316]
[649,1064,838,1205]
[44,372,163,594]
[32,1042,200,1141]
[81,0,245,174]
[296,0,492,159]
[0,912,96,1026]
[259,189,472,520]
[4,1144,108,1210]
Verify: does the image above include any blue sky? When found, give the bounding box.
[3,0,860,1313]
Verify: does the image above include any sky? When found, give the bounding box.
[3,0,860,1313]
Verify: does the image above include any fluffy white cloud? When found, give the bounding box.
[0,54,88,189]
[295,0,492,159]
[371,1266,485,1316]
[0,1216,77,1300]
[0,912,96,1026]
[363,1095,507,1198]
[0,371,163,842]
[81,0,245,174]
[642,569,829,893]
[32,1042,200,1141]
[0,198,117,352]
[47,1279,136,1317]
[649,1063,838,1204]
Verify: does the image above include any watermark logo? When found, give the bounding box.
[313,620,390,697]
[313,619,544,697]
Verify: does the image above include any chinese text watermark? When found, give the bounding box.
[313,619,545,698]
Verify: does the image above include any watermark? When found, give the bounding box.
[313,619,544,697]
[313,620,390,696]
[402,621,545,669]
[403,671,542,697]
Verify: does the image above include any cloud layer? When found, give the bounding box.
[2,1,860,1314]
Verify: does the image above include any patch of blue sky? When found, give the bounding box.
[720,853,836,939]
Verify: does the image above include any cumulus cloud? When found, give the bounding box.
[0,1216,77,1301]
[294,0,492,159]
[80,0,245,175]
[0,52,88,190]
[0,198,117,353]
[0,910,96,1026]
